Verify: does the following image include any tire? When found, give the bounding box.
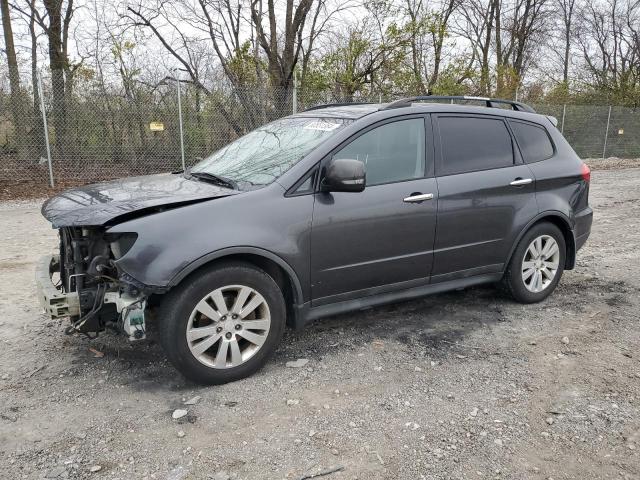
[159,262,286,385]
[503,222,566,303]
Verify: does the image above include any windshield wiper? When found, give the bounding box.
[188,171,237,190]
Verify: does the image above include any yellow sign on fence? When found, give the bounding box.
[149,122,165,131]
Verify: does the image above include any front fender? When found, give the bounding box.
[166,246,304,305]
[108,183,314,300]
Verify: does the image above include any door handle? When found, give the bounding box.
[403,193,434,203]
[510,178,533,186]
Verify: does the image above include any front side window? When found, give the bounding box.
[509,120,554,163]
[333,118,425,186]
[191,117,348,187]
[438,116,514,176]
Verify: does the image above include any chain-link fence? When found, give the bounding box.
[1,70,639,198]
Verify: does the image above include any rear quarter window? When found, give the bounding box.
[509,120,555,163]
[437,116,514,176]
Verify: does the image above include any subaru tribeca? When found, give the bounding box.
[37,96,593,384]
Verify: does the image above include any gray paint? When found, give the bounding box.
[42,173,239,228]
[42,102,593,327]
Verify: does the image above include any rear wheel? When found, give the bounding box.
[503,222,566,303]
[159,262,286,384]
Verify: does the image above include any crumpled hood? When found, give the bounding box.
[42,173,239,227]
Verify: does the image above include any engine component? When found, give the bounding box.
[104,292,147,341]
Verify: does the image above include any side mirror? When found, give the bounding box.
[321,158,366,193]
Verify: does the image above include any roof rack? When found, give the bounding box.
[383,96,536,113]
[303,102,376,112]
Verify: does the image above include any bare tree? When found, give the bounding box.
[126,1,210,93]
[27,0,41,120]
[458,0,497,94]
[127,0,265,131]
[250,0,316,106]
[299,0,353,87]
[1,0,28,158]
[319,17,408,100]
[578,0,639,103]
[429,0,463,89]
[495,0,551,97]
[404,0,428,92]
[12,0,78,149]
[556,0,576,85]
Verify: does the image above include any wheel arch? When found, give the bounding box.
[507,212,576,271]
[167,247,304,328]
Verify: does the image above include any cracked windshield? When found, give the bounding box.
[191,117,349,187]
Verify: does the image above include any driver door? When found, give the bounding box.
[310,116,438,305]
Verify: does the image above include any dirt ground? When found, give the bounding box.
[1,168,639,480]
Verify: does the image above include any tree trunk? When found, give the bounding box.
[29,0,45,157]
[563,24,571,84]
[252,0,313,113]
[43,0,68,155]
[480,1,496,95]
[1,0,28,160]
[494,0,504,96]
[429,31,444,89]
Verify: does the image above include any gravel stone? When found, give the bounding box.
[172,409,188,420]
[285,358,309,368]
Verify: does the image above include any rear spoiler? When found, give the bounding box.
[546,115,559,127]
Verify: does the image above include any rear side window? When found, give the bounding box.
[437,116,514,176]
[509,120,554,163]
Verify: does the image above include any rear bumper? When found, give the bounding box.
[35,255,80,318]
[574,206,593,251]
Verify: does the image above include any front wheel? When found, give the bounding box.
[159,262,286,384]
[503,222,566,303]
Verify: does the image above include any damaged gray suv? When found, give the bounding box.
[38,96,593,384]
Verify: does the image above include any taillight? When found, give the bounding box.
[580,163,591,182]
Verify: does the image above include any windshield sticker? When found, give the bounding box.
[303,120,341,131]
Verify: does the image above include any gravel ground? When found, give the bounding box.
[584,157,640,170]
[1,168,639,480]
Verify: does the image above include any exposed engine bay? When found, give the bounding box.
[37,227,147,341]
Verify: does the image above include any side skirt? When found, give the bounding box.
[294,272,503,329]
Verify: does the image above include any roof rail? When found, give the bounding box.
[303,102,376,112]
[383,96,536,113]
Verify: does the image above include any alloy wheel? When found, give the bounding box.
[186,285,271,369]
[521,235,560,293]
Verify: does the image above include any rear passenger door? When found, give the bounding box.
[431,114,539,282]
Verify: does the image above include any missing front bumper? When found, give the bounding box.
[35,254,81,318]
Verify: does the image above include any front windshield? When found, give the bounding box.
[191,117,349,186]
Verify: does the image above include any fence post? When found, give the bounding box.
[37,71,54,188]
[292,71,298,114]
[561,104,566,134]
[176,75,186,171]
[602,105,612,160]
